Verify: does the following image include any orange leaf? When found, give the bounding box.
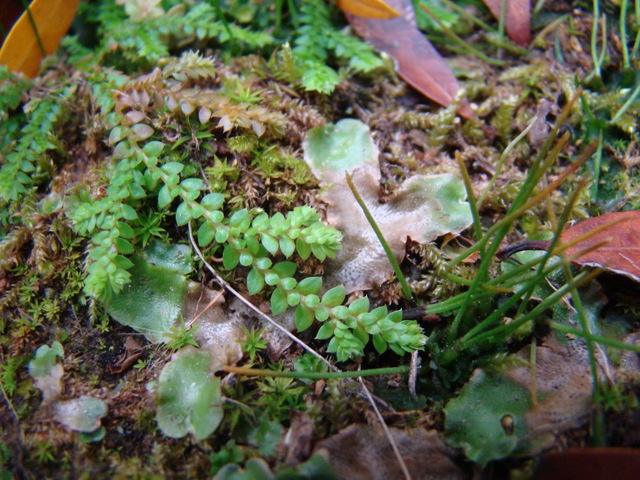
[342,0,472,118]
[0,0,80,78]
[482,0,531,46]
[337,0,400,19]
[560,211,640,282]
[498,211,640,282]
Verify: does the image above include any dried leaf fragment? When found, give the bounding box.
[343,0,472,117]
[316,424,466,480]
[499,211,640,282]
[560,211,640,282]
[482,0,531,46]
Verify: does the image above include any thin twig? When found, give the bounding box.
[358,376,413,480]
[187,289,224,329]
[189,222,412,479]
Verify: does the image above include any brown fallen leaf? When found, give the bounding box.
[316,424,467,480]
[107,336,143,374]
[498,211,640,282]
[0,0,80,77]
[342,0,473,118]
[482,0,531,46]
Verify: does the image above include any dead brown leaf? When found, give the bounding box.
[316,424,468,480]
[482,0,531,46]
[342,0,472,117]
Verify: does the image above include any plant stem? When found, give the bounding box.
[345,172,413,301]
[223,364,409,379]
[550,322,640,352]
[419,3,505,66]
[620,0,630,68]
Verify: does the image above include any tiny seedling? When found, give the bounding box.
[237,325,268,362]
[164,318,199,351]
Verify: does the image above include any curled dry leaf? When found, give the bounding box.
[559,211,640,281]
[498,211,640,282]
[316,424,467,480]
[341,0,472,117]
[482,0,531,46]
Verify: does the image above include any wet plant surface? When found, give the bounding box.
[1,1,640,479]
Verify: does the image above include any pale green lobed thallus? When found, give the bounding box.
[303,118,473,292]
[28,342,108,443]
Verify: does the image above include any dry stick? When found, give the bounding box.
[187,289,225,329]
[188,222,413,479]
[358,376,413,480]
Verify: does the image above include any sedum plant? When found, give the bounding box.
[60,50,426,362]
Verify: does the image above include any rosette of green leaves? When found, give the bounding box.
[242,257,426,361]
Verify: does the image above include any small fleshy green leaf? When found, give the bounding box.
[201,193,224,210]
[247,268,265,295]
[316,322,336,339]
[245,234,261,255]
[279,236,295,258]
[215,229,229,243]
[120,204,138,221]
[280,277,297,290]
[158,185,173,209]
[297,277,322,295]
[348,296,370,315]
[198,222,216,247]
[303,294,320,309]
[239,253,253,266]
[321,286,345,307]
[162,162,184,175]
[372,334,388,354]
[117,221,135,239]
[261,233,279,255]
[271,287,288,315]
[295,237,311,260]
[272,261,297,278]
[175,202,191,226]
[287,292,300,306]
[295,305,315,332]
[265,272,280,286]
[115,238,134,255]
[223,245,240,270]
[254,257,272,270]
[143,140,164,156]
[181,177,203,192]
